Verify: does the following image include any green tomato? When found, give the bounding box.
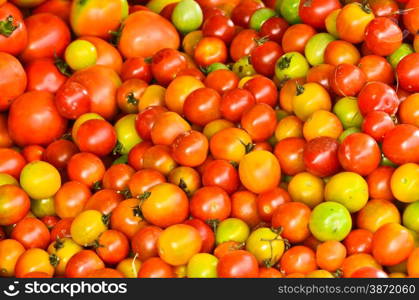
[309,202,352,242]
[65,40,97,71]
[31,197,55,218]
[0,173,18,187]
[275,52,309,81]
[387,43,414,69]
[171,0,203,34]
[245,227,285,266]
[325,9,340,38]
[206,62,230,73]
[20,161,61,200]
[305,33,336,66]
[403,201,419,233]
[333,97,363,129]
[216,218,249,245]
[325,172,368,213]
[114,114,142,155]
[338,127,361,143]
[249,8,277,31]
[186,253,218,278]
[232,56,256,78]
[277,0,301,24]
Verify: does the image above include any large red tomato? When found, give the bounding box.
[8,91,67,146]
[0,2,27,55]
[118,11,180,58]
[382,124,419,164]
[0,52,27,111]
[299,0,342,29]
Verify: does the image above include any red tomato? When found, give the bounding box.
[351,266,388,278]
[366,166,394,200]
[260,17,289,44]
[282,24,317,53]
[8,91,67,147]
[21,13,70,62]
[0,52,27,111]
[102,164,134,192]
[127,141,153,171]
[21,145,44,164]
[202,15,235,44]
[131,225,162,261]
[231,190,261,228]
[120,57,152,83]
[299,0,342,29]
[231,0,264,28]
[184,218,215,253]
[76,119,117,157]
[338,133,381,176]
[364,17,402,56]
[358,55,394,85]
[274,137,306,176]
[44,139,79,170]
[65,250,105,278]
[151,48,187,86]
[25,58,67,93]
[33,0,72,23]
[241,103,277,142]
[358,82,399,116]
[272,202,311,243]
[67,152,105,187]
[303,136,341,177]
[0,2,27,55]
[96,229,129,265]
[250,40,283,77]
[202,159,239,194]
[229,29,259,62]
[220,88,255,122]
[0,185,30,226]
[183,88,222,126]
[343,229,373,255]
[396,53,419,93]
[382,124,419,164]
[330,63,366,97]
[361,111,395,142]
[257,187,291,222]
[84,189,123,215]
[11,217,50,249]
[194,37,228,67]
[217,250,259,278]
[243,76,278,107]
[0,148,26,179]
[403,0,419,35]
[204,69,239,95]
[172,130,209,167]
[190,186,231,222]
[138,257,175,278]
[54,181,91,219]
[280,246,317,274]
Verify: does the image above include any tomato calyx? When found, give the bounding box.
[112,141,123,156]
[49,253,60,267]
[206,219,220,232]
[254,36,270,46]
[178,178,191,197]
[230,161,239,168]
[109,25,124,46]
[277,55,292,70]
[239,140,255,154]
[137,191,151,201]
[92,181,103,192]
[359,1,372,14]
[332,269,343,278]
[0,15,18,37]
[91,239,105,249]
[55,56,72,77]
[132,205,144,220]
[102,213,111,226]
[117,188,132,199]
[295,82,305,96]
[53,238,64,251]
[126,92,139,106]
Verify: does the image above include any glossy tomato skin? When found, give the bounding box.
[338,133,381,176]
[361,111,395,142]
[131,225,162,261]
[364,17,402,56]
[118,11,180,58]
[202,14,235,44]
[183,88,221,126]
[151,48,187,86]
[190,186,231,222]
[194,36,227,67]
[282,24,317,53]
[260,17,289,44]
[358,55,394,85]
[44,139,79,170]
[220,88,255,123]
[67,152,105,187]
[202,159,239,195]
[241,103,277,142]
[184,218,215,253]
[0,2,27,55]
[8,91,67,147]
[21,13,71,63]
[357,82,399,116]
[0,185,30,226]
[330,63,366,97]
[366,166,394,200]
[0,148,26,179]
[25,58,67,93]
[217,250,259,278]
[403,0,419,35]
[343,229,373,255]
[65,250,104,278]
[298,0,341,29]
[250,41,283,77]
[243,76,277,107]
[229,29,259,62]
[231,0,264,28]
[172,130,209,167]
[257,187,291,222]
[0,52,27,111]
[76,119,117,157]
[11,217,50,249]
[382,124,419,165]
[396,53,419,93]
[303,136,341,177]
[120,57,152,83]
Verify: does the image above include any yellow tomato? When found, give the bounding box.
[165,75,205,114]
[239,150,281,194]
[20,161,61,200]
[325,172,368,213]
[174,264,187,278]
[292,82,332,121]
[306,270,334,278]
[70,210,108,247]
[147,0,181,13]
[356,199,401,232]
[391,163,419,203]
[158,224,202,266]
[48,238,82,275]
[186,253,218,278]
[303,110,343,141]
[65,40,98,71]
[288,172,324,208]
[72,113,104,141]
[203,119,234,139]
[138,85,166,112]
[245,227,285,266]
[117,257,141,278]
[0,173,18,187]
[114,114,142,155]
[182,31,203,56]
[325,9,341,38]
[274,115,304,141]
[0,239,25,277]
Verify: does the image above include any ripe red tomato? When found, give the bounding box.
[194,37,227,67]
[382,124,419,165]
[75,119,117,157]
[131,225,162,261]
[396,53,419,93]
[184,218,215,253]
[260,17,289,44]
[67,152,106,187]
[250,40,283,77]
[358,55,394,84]
[202,15,235,44]
[257,187,291,222]
[95,229,129,265]
[338,133,381,176]
[183,88,221,126]
[8,91,67,146]
[403,0,419,35]
[217,250,259,278]
[120,57,152,83]
[0,52,27,111]
[0,185,30,226]
[102,164,135,192]
[330,63,366,97]
[0,2,27,55]
[202,159,239,194]
[272,202,311,243]
[190,186,231,222]
[172,130,209,167]
[65,250,105,278]
[358,82,399,116]
[303,136,340,177]
[299,0,341,29]
[204,69,239,95]
[25,58,67,93]
[280,246,317,274]
[151,48,187,86]
[11,217,50,249]
[220,88,256,122]
[343,229,373,255]
[229,29,259,62]
[241,103,277,142]
[274,137,306,175]
[243,76,278,107]
[231,0,264,28]
[44,139,79,170]
[361,111,395,142]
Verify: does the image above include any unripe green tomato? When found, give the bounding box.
[275,52,309,81]
[333,97,363,129]
[114,114,142,155]
[325,9,340,38]
[305,33,336,66]
[65,40,98,71]
[232,56,256,78]
[277,0,301,25]
[309,202,352,242]
[206,62,230,73]
[387,43,414,69]
[403,201,419,233]
[171,0,203,34]
[31,197,55,218]
[186,253,218,278]
[249,8,277,31]
[0,173,18,187]
[216,218,249,245]
[338,127,361,143]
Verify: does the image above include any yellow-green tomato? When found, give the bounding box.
[403,201,419,233]
[305,33,336,66]
[216,218,249,245]
[114,114,142,155]
[31,197,55,218]
[48,238,82,275]
[186,253,218,278]
[20,161,61,200]
[65,40,98,71]
[70,210,108,246]
[275,52,309,81]
[147,0,181,13]
[0,173,18,187]
[246,227,285,266]
[325,172,368,213]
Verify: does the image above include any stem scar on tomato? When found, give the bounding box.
[0,15,18,37]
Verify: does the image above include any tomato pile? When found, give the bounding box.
[0,0,418,279]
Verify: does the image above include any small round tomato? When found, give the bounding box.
[367,166,395,200]
[309,202,352,241]
[76,119,117,157]
[65,250,104,278]
[15,248,54,278]
[0,185,30,226]
[202,159,239,194]
[298,0,342,29]
[71,210,108,247]
[151,48,187,86]
[25,58,67,93]
[186,253,218,278]
[364,17,402,56]
[231,191,261,228]
[47,238,82,276]
[194,36,227,67]
[190,186,231,222]
[217,250,258,278]
[351,266,388,278]
[316,241,346,272]
[303,110,343,140]
[115,114,142,155]
[20,161,61,200]
[357,199,400,232]
[344,229,373,255]
[0,239,25,277]
[95,229,129,265]
[116,79,148,114]
[358,55,394,84]
[138,257,175,278]
[329,63,366,97]
[210,127,252,163]
[282,24,317,53]
[131,225,162,261]
[399,94,419,127]
[382,125,419,165]
[391,163,419,203]
[229,29,259,62]
[324,40,360,66]
[0,2,27,55]
[110,198,146,239]
[272,202,311,243]
[341,253,381,278]
[158,224,202,266]
[396,53,419,93]
[288,172,324,208]
[241,103,277,142]
[67,152,105,187]
[362,111,395,142]
[257,187,291,222]
[183,88,221,126]
[305,33,336,66]
[0,148,26,179]
[403,202,419,233]
[260,16,289,44]
[303,136,340,177]
[250,40,283,77]
[216,218,249,245]
[358,82,399,116]
[280,246,317,275]
[274,137,306,175]
[246,227,285,266]
[243,76,278,107]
